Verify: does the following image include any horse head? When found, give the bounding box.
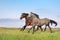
[20,13,29,19]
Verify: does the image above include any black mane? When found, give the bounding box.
[22,13,29,16]
[31,12,39,18]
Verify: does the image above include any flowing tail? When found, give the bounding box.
[50,20,57,26]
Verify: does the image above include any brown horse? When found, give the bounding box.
[20,13,32,31]
[20,13,43,31]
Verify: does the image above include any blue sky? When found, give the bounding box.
[0,0,60,19]
[0,0,60,27]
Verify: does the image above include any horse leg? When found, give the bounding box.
[20,25,26,31]
[36,26,39,31]
[48,25,52,33]
[28,26,35,34]
[44,25,47,32]
[28,27,32,33]
[39,26,43,31]
[32,26,35,34]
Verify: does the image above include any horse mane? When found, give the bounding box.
[31,12,39,18]
[22,13,29,16]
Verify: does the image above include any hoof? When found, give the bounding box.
[50,31,53,33]
[20,28,24,31]
[28,31,30,33]
[32,32,34,34]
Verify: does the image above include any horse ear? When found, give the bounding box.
[22,13,28,16]
[30,12,32,13]
[30,12,33,14]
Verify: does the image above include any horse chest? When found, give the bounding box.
[26,19,32,26]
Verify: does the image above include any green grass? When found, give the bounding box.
[0,28,60,40]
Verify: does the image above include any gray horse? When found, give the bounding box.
[28,12,57,34]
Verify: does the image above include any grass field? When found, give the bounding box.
[0,28,60,40]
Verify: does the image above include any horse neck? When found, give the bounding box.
[24,16,28,20]
[31,15,38,19]
[32,15,41,21]
[39,18,41,20]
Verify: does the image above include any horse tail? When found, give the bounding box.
[50,20,57,26]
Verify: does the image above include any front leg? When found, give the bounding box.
[32,26,35,34]
[28,27,32,33]
[39,26,43,31]
[37,26,39,31]
[20,25,26,31]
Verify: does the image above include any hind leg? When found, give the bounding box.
[44,25,47,31]
[48,24,52,33]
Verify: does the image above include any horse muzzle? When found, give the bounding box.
[20,17,22,19]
